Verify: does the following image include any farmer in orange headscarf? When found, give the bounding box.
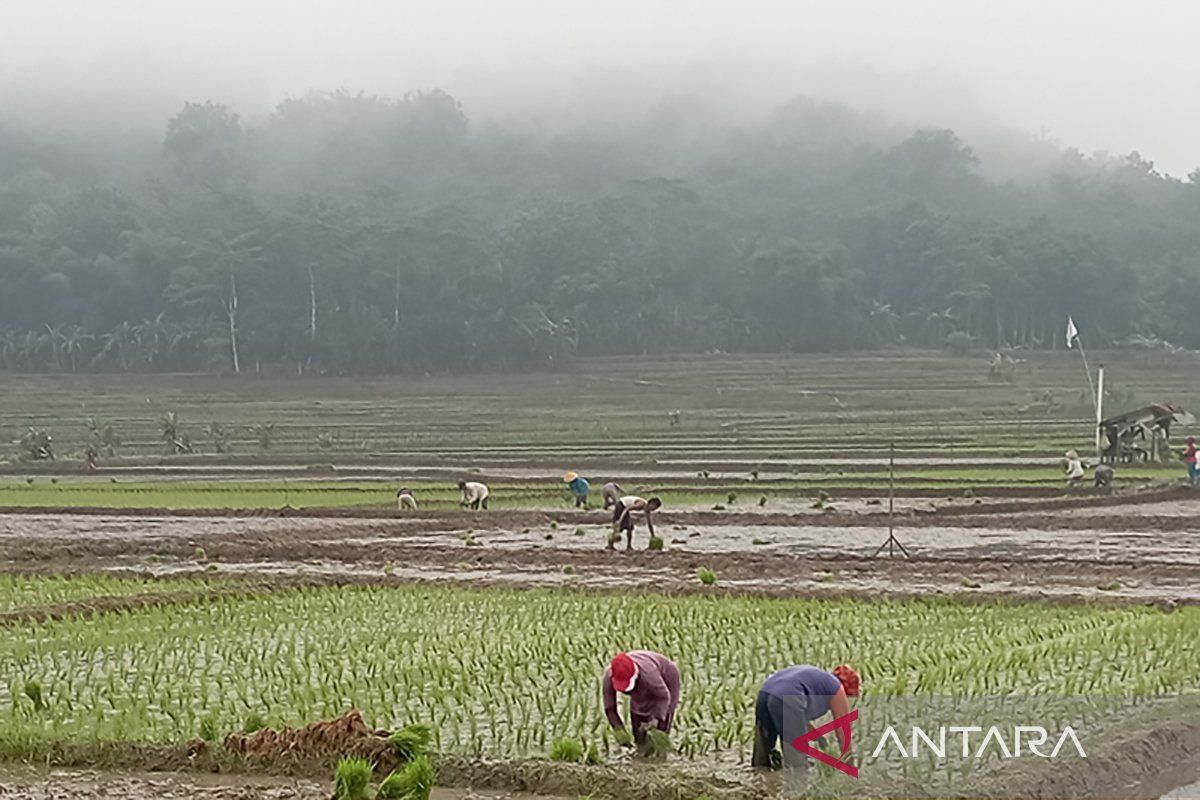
[752,664,860,769]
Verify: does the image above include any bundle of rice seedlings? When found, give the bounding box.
[333,756,373,800]
[642,729,673,760]
[647,535,664,551]
[697,567,717,586]
[389,723,433,761]
[377,755,435,800]
[549,738,585,762]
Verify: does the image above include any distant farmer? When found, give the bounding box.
[459,479,490,510]
[396,487,418,511]
[1185,437,1198,486]
[1063,450,1085,488]
[610,496,662,550]
[752,664,860,770]
[1093,464,1114,489]
[602,482,623,510]
[603,650,681,750]
[563,472,590,508]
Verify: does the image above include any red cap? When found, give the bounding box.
[610,653,639,693]
[833,664,861,697]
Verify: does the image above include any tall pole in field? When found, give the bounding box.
[874,441,909,558]
[1095,365,1105,462]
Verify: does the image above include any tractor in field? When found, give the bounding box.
[1098,404,1194,464]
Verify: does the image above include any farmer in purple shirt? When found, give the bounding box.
[602,651,681,748]
[752,664,860,769]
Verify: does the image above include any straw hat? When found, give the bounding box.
[563,471,578,483]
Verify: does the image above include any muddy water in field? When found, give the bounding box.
[3,496,1198,604]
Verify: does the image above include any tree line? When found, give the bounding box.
[2,90,1198,373]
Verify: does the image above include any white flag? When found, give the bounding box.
[1066,316,1079,349]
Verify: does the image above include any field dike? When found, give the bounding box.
[1,709,1196,800]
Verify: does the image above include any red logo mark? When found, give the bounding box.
[790,709,859,778]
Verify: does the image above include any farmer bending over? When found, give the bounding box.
[563,471,590,508]
[603,650,681,751]
[752,664,860,770]
[1093,464,1114,489]
[459,479,490,510]
[602,482,623,510]
[396,487,418,511]
[611,496,661,550]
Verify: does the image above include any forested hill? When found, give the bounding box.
[1,89,1198,374]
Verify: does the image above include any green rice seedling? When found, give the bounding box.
[563,565,576,575]
[334,756,374,800]
[584,741,602,765]
[751,538,770,546]
[573,527,585,536]
[242,711,266,734]
[199,713,220,741]
[647,535,664,551]
[550,522,558,530]
[389,723,433,761]
[194,546,207,562]
[377,755,434,800]
[758,495,767,507]
[642,729,672,760]
[612,728,634,747]
[697,567,716,586]
[550,738,585,762]
[726,492,737,504]
[23,679,47,712]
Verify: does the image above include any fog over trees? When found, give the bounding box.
[1,87,1198,374]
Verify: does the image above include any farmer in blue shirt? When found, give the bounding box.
[752,664,860,769]
[563,471,590,508]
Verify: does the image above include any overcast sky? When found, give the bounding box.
[3,0,1198,176]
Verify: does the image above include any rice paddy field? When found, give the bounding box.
[2,351,1199,799]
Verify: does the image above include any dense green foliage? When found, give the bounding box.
[2,90,1198,373]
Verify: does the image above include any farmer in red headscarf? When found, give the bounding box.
[752,664,860,769]
[602,650,681,749]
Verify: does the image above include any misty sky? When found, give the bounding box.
[3,0,1198,176]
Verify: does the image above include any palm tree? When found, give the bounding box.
[100,322,133,371]
[0,330,19,370]
[61,325,93,372]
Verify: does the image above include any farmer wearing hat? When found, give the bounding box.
[563,472,590,508]
[602,650,681,749]
[752,664,860,770]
